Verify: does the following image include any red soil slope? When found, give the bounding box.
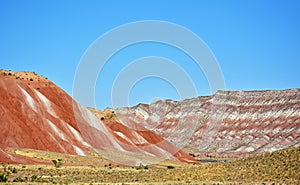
[90,110,196,164]
[0,70,198,165]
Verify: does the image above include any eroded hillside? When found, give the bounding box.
[0,70,197,165]
[116,89,300,158]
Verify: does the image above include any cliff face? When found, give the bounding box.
[0,70,197,165]
[116,89,300,158]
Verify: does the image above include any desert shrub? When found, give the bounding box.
[12,167,17,173]
[52,159,63,168]
[103,110,116,120]
[31,174,38,181]
[167,165,175,169]
[0,173,7,182]
[52,159,58,167]
[13,176,24,182]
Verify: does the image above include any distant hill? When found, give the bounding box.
[116,88,300,158]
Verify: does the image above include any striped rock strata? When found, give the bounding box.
[116,89,300,158]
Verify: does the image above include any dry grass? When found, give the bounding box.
[12,148,111,167]
[0,147,299,184]
[87,108,117,121]
[1,70,48,82]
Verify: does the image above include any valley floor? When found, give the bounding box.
[0,147,299,184]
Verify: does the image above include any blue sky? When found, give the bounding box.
[1,0,300,109]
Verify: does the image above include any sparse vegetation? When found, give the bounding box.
[0,69,49,83]
[52,159,58,167]
[13,176,24,182]
[0,147,298,184]
[0,173,7,182]
[31,174,38,181]
[167,165,175,169]
[52,159,63,168]
[88,108,117,121]
[12,167,17,173]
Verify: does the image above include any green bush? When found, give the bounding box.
[0,173,7,182]
[31,174,38,181]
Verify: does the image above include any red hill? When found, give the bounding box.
[0,70,198,165]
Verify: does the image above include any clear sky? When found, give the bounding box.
[1,0,300,109]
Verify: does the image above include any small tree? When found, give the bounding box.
[52,159,57,167]
[31,174,38,181]
[52,159,63,168]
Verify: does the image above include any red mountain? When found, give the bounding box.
[0,70,198,165]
